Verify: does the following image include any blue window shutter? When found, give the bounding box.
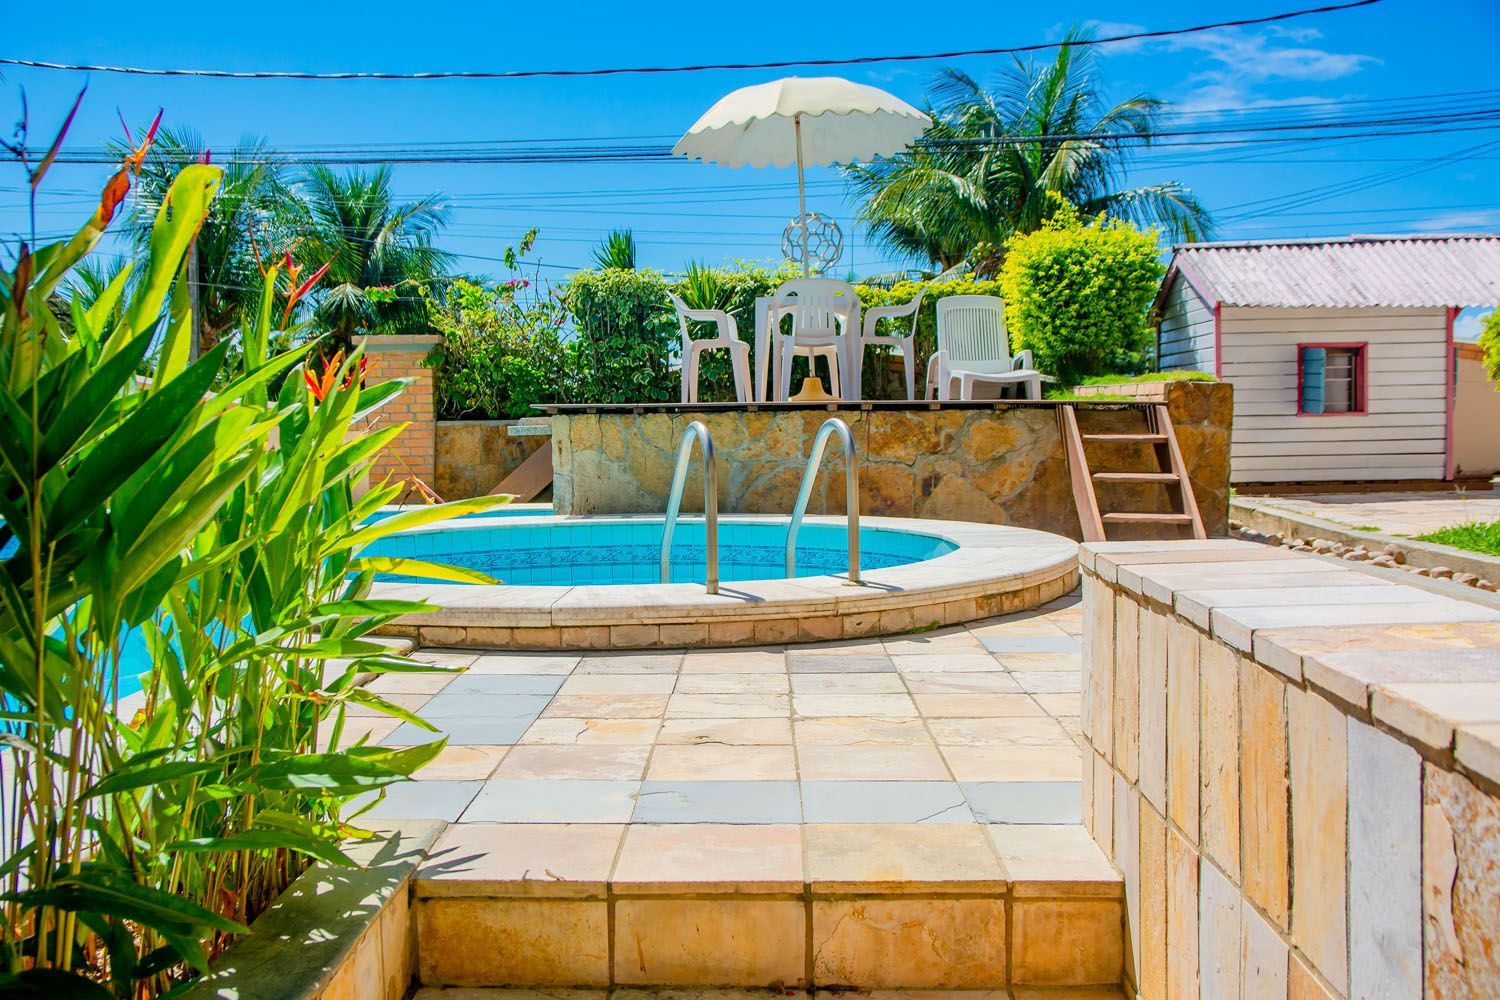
[1301,347,1326,414]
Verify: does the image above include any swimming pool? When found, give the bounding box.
[362,516,956,586]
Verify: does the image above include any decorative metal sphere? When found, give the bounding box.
[782,212,843,273]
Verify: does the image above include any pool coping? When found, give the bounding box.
[369,515,1080,650]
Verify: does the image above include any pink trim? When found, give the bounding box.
[1296,341,1368,416]
[1212,303,1222,377]
[1444,306,1458,480]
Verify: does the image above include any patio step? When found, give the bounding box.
[1101,512,1198,525]
[1059,403,1207,543]
[1092,471,1179,483]
[410,823,1124,990]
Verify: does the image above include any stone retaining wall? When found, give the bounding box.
[1079,538,1500,999]
[552,384,1231,541]
[435,420,548,499]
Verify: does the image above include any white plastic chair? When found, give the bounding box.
[926,295,1041,401]
[858,287,926,401]
[770,278,859,401]
[667,291,753,404]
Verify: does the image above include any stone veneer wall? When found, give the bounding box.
[435,420,549,499]
[363,334,442,502]
[1078,538,1500,999]
[552,383,1231,541]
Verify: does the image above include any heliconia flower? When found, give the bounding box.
[118,107,164,177]
[95,169,131,227]
[282,260,330,325]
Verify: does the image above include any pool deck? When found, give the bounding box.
[343,594,1125,990]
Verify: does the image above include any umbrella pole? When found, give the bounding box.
[794,113,809,277]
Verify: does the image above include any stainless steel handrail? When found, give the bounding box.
[660,420,719,594]
[786,417,861,584]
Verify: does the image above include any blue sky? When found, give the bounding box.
[5,0,1499,300]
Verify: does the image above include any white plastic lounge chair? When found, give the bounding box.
[857,287,925,401]
[667,291,753,404]
[926,295,1042,401]
[770,278,859,400]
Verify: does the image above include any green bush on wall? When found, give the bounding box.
[563,268,679,404]
[1480,308,1500,385]
[999,201,1165,384]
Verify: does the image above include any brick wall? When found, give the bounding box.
[363,334,442,502]
[1079,538,1500,999]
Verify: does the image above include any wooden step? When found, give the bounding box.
[1091,471,1179,483]
[1101,512,1197,524]
[1081,432,1168,443]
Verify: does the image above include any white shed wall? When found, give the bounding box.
[1220,306,1450,483]
[1157,278,1217,373]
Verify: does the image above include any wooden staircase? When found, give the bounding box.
[1059,403,1207,542]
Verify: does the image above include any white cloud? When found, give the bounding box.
[1411,208,1500,232]
[1085,20,1378,115]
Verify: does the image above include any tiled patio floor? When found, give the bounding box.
[349,594,1089,838]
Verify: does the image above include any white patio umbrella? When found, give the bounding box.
[672,76,930,274]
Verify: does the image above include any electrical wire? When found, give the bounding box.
[1,1,1382,81]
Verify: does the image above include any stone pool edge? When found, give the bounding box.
[370,516,1080,650]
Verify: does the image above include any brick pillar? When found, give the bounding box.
[362,334,441,502]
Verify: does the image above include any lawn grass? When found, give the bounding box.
[1077,370,1217,386]
[1416,519,1500,556]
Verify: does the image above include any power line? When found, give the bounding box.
[0,1,1382,81]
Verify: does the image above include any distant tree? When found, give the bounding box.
[848,28,1213,277]
[1480,308,1500,385]
[295,164,453,344]
[591,229,638,270]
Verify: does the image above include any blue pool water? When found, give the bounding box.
[111,511,954,692]
[362,517,956,586]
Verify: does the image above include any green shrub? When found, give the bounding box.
[563,267,679,403]
[1480,308,1500,385]
[999,201,1165,383]
[428,277,567,419]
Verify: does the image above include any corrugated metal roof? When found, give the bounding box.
[1167,234,1500,309]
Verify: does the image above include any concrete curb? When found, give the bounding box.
[1230,496,1500,583]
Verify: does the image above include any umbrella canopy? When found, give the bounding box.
[672,76,930,168]
[674,77,930,275]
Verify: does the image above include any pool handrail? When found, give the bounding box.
[660,420,719,594]
[786,417,861,584]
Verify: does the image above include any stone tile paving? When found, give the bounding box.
[1242,489,1500,536]
[352,595,1087,837]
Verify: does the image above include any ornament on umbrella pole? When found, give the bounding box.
[782,212,843,274]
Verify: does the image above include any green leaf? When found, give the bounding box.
[83,760,221,799]
[346,557,497,585]
[48,340,232,539]
[5,868,248,936]
[123,165,223,348]
[342,687,437,732]
[164,829,354,867]
[336,493,513,555]
[249,752,410,791]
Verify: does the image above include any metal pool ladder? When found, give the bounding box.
[786,417,861,584]
[660,420,719,594]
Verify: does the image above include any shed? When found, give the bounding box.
[1154,234,1500,485]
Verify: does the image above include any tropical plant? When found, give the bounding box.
[296,165,453,344]
[998,200,1165,383]
[591,228,638,270]
[122,125,298,354]
[1,107,504,997]
[848,28,1213,277]
[428,275,569,420]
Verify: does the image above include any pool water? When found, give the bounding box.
[363,517,955,587]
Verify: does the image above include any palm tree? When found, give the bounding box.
[848,28,1214,277]
[124,127,294,352]
[295,165,453,342]
[591,229,638,270]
